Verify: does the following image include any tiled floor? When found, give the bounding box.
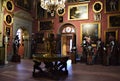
[0,59,120,81]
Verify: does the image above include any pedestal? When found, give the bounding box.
[5,43,8,64]
[71,53,76,64]
[11,54,21,62]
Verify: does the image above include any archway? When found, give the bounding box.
[15,27,29,59]
[13,10,33,59]
[58,23,76,63]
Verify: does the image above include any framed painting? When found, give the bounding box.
[78,0,90,2]
[105,0,120,13]
[104,30,118,44]
[93,1,103,13]
[67,0,90,3]
[4,13,13,25]
[68,4,88,20]
[14,0,32,11]
[108,14,120,28]
[38,21,53,31]
[5,0,14,12]
[81,22,101,45]
[67,0,78,3]
[5,26,11,36]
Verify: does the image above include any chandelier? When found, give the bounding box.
[40,0,66,13]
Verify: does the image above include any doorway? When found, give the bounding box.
[61,34,74,56]
[15,28,29,59]
[59,23,76,57]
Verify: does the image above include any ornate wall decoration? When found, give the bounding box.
[93,1,103,13]
[57,8,65,16]
[4,13,13,25]
[5,0,14,12]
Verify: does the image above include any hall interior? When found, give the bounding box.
[0,0,120,81]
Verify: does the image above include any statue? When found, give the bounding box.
[95,38,105,64]
[13,35,20,54]
[12,35,20,62]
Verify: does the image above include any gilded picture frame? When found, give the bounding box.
[57,8,65,16]
[93,1,103,13]
[5,26,11,36]
[4,13,13,25]
[78,0,90,2]
[108,14,120,28]
[81,22,101,45]
[67,0,90,3]
[68,4,88,20]
[105,0,120,13]
[104,30,118,44]
[5,0,14,12]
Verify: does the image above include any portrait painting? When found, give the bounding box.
[81,23,100,44]
[4,13,13,25]
[6,0,14,12]
[39,21,53,31]
[6,27,11,36]
[104,30,118,44]
[6,15,12,24]
[68,4,88,20]
[93,1,103,13]
[108,14,120,28]
[105,0,120,13]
